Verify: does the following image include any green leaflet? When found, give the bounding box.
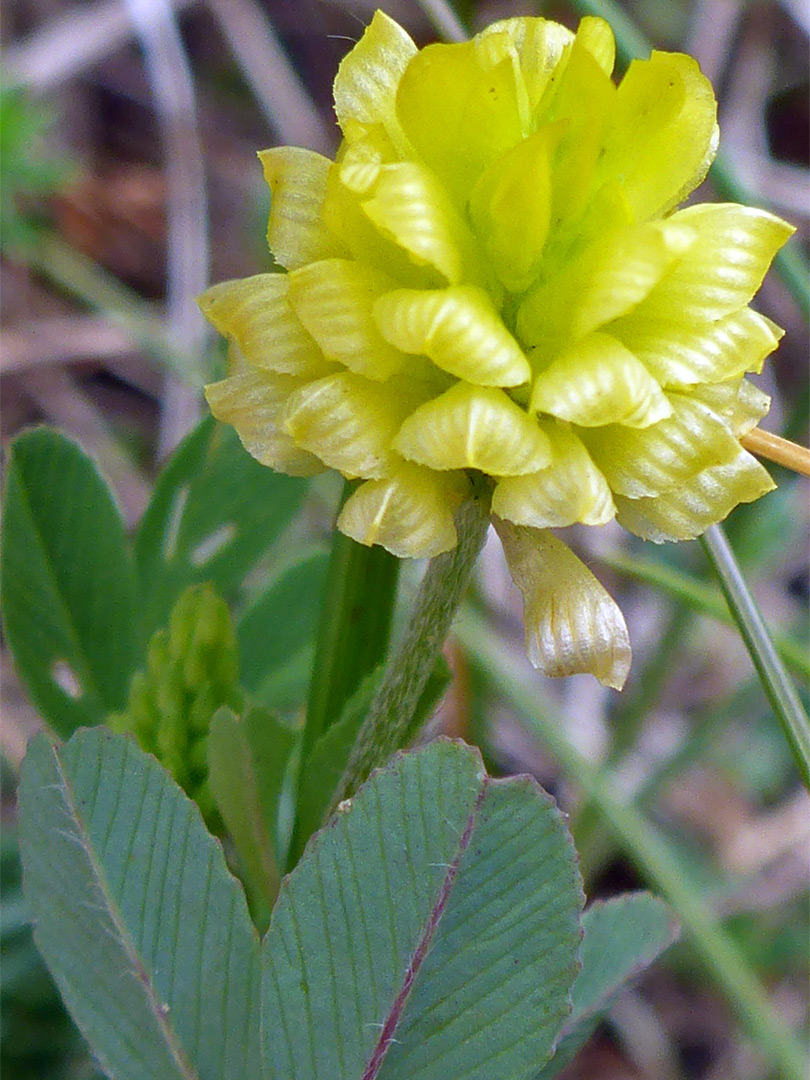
[19,728,262,1080]
[1,427,139,736]
[263,739,583,1080]
[536,893,679,1077]
[208,704,297,930]
[135,416,307,637]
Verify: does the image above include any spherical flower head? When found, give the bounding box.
[200,11,794,690]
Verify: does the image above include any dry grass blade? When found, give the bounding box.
[124,0,209,456]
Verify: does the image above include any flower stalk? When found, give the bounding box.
[330,495,491,810]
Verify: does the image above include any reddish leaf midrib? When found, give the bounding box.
[361,779,489,1080]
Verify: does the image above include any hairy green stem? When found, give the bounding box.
[331,497,490,808]
[701,524,810,791]
[459,613,808,1080]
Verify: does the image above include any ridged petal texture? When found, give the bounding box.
[614,447,774,542]
[206,370,324,477]
[199,11,793,688]
[374,285,531,386]
[338,463,469,558]
[530,333,672,428]
[394,383,551,475]
[288,259,408,380]
[199,274,335,378]
[282,371,420,480]
[258,148,348,269]
[492,421,614,528]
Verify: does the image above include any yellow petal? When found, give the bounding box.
[517,221,693,349]
[573,15,615,76]
[477,17,573,119]
[580,392,743,498]
[734,380,772,437]
[205,372,324,476]
[258,147,348,269]
[393,382,551,475]
[281,371,413,479]
[287,259,408,380]
[600,51,718,219]
[322,159,434,289]
[337,463,468,558]
[495,519,631,690]
[361,162,484,286]
[634,204,795,323]
[492,420,615,528]
[468,127,555,292]
[338,128,396,195]
[531,332,672,428]
[333,10,416,152]
[615,447,775,541]
[612,307,784,387]
[373,285,531,387]
[197,275,334,378]
[539,32,616,223]
[395,38,525,202]
[689,377,771,437]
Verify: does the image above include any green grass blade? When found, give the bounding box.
[700,524,810,791]
[458,613,808,1080]
[301,489,400,760]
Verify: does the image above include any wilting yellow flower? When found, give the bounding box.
[200,11,793,689]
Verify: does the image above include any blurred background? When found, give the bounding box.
[1,0,808,1077]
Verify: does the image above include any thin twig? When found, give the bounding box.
[741,428,810,477]
[0,318,139,374]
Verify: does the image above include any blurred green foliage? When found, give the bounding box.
[0,87,74,256]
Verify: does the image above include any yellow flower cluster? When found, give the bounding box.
[200,12,792,688]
